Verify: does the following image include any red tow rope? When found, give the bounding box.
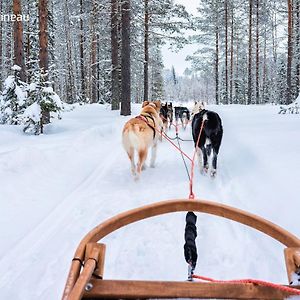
[138,114,205,199]
[159,119,205,200]
[193,274,300,296]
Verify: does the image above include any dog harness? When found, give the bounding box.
[135,113,156,139]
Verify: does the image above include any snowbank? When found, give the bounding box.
[0,103,299,299]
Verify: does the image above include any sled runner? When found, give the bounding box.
[62,199,300,300]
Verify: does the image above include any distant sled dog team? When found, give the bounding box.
[122,100,223,180]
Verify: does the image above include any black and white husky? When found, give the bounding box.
[174,106,190,129]
[191,102,223,177]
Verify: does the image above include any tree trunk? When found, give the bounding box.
[117,1,122,103]
[0,0,2,88]
[229,3,234,104]
[64,0,76,103]
[5,4,12,77]
[255,0,259,104]
[120,0,131,116]
[295,0,300,96]
[25,0,31,83]
[90,10,97,103]
[262,24,267,103]
[144,0,149,102]
[39,0,48,74]
[97,32,101,102]
[38,0,50,126]
[215,30,219,105]
[224,0,228,104]
[79,0,85,100]
[111,0,120,110]
[215,4,219,105]
[13,0,25,81]
[247,0,253,105]
[287,0,293,104]
[272,0,278,64]
[92,38,97,103]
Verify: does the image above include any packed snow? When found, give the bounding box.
[0,103,300,299]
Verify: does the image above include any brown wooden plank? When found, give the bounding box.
[85,243,106,279]
[284,247,300,283]
[68,246,101,300]
[82,279,299,299]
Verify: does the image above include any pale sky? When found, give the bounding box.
[161,0,199,75]
[176,0,199,15]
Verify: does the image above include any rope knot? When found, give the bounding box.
[189,192,195,200]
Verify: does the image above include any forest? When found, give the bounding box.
[0,0,299,127]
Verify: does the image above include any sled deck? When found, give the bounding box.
[62,199,300,300]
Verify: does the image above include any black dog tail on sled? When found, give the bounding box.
[192,109,223,177]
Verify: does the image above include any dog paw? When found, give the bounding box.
[142,164,147,171]
[200,169,207,175]
[210,169,217,178]
[201,166,209,175]
[150,163,155,168]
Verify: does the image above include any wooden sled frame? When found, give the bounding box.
[62,199,300,300]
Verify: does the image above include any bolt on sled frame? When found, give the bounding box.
[62,199,300,300]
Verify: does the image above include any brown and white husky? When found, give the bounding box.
[122,100,163,179]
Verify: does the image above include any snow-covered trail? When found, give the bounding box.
[0,103,299,300]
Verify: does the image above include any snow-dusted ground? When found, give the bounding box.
[0,103,300,299]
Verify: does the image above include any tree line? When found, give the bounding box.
[0,0,299,126]
[0,0,190,119]
[187,0,300,105]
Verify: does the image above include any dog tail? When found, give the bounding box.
[123,124,140,150]
[128,129,140,149]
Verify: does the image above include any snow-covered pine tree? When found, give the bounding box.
[286,0,293,104]
[63,0,76,103]
[291,0,300,100]
[111,0,121,109]
[23,69,63,134]
[144,0,190,101]
[188,0,298,105]
[120,0,191,105]
[190,0,223,104]
[0,1,3,89]
[149,39,164,100]
[48,0,58,89]
[97,0,111,104]
[130,0,145,104]
[0,65,27,125]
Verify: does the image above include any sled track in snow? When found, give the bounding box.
[0,142,123,287]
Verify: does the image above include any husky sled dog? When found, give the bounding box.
[174,106,190,129]
[191,101,207,119]
[160,103,169,132]
[122,100,163,179]
[167,102,174,127]
[160,102,173,131]
[191,102,223,177]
